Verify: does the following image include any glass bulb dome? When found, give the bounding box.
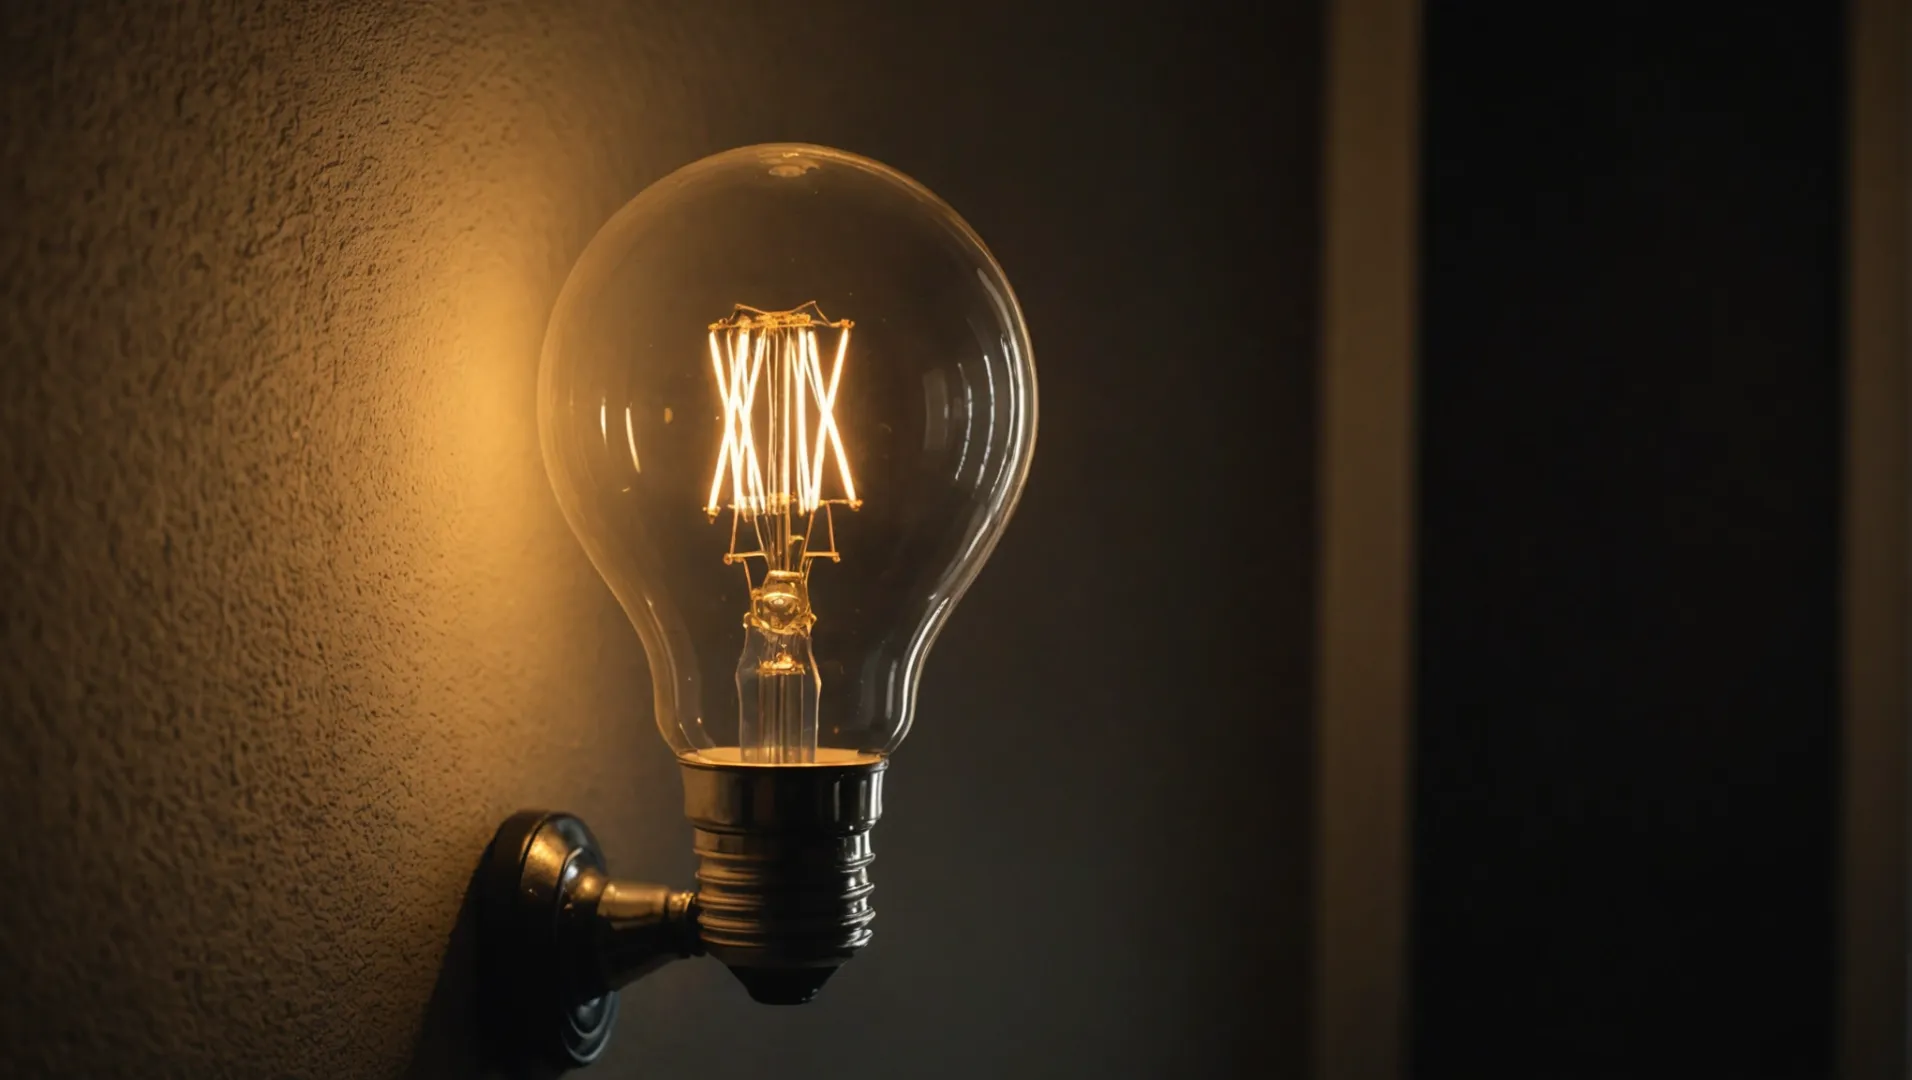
[539,144,1037,765]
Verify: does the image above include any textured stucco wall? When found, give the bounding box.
[0,3,1313,1077]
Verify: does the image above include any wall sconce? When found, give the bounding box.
[482,144,1038,1068]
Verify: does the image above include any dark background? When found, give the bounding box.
[0,2,1308,1078]
[1412,2,1844,1076]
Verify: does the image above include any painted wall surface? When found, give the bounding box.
[0,3,1313,1077]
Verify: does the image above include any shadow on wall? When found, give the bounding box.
[404,850,572,1080]
[404,858,497,1080]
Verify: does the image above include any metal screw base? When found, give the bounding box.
[681,755,887,1003]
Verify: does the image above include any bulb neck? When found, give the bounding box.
[679,754,887,1004]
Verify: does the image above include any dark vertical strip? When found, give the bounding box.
[1840,0,1911,1075]
[1413,3,1844,1075]
[1315,0,1422,1076]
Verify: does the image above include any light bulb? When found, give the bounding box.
[536,144,1037,1001]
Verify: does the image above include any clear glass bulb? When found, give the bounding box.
[539,144,1037,766]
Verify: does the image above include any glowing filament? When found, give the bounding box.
[805,326,857,508]
[704,304,859,522]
